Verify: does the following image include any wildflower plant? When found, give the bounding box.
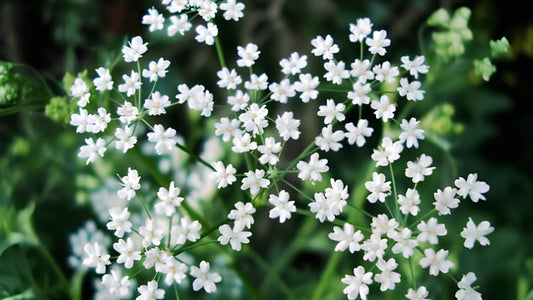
[55,1,507,299]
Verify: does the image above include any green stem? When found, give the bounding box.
[389,162,400,221]
[38,243,69,288]
[214,34,226,68]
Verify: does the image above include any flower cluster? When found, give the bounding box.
[65,2,495,299]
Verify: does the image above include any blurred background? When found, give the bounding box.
[1,0,532,299]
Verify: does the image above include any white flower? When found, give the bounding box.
[232,132,257,153]
[114,125,137,153]
[328,223,364,253]
[347,81,372,106]
[268,190,296,223]
[391,227,418,258]
[218,224,252,251]
[365,172,391,203]
[241,169,269,197]
[323,60,350,84]
[309,192,336,223]
[371,137,403,167]
[117,168,141,201]
[311,34,339,60]
[372,61,399,83]
[155,181,184,216]
[419,248,454,276]
[433,186,460,215]
[239,103,268,136]
[405,154,435,183]
[87,107,111,133]
[294,73,319,103]
[456,272,482,300]
[460,218,494,249]
[401,55,429,79]
[117,101,139,124]
[144,91,170,116]
[165,0,187,13]
[325,178,349,214]
[136,280,165,300]
[279,52,307,75]
[349,18,373,42]
[77,93,91,108]
[361,233,388,262]
[296,152,329,184]
[276,111,301,141]
[244,73,268,91]
[161,257,188,286]
[70,108,89,133]
[113,237,141,269]
[317,98,345,124]
[370,214,399,238]
[228,201,256,230]
[217,67,242,89]
[370,95,396,122]
[93,67,113,92]
[214,117,241,142]
[220,0,245,21]
[398,188,421,216]
[258,137,281,165]
[82,241,111,274]
[417,217,447,245]
[198,0,217,21]
[147,124,178,155]
[106,207,132,238]
[350,59,374,82]
[454,173,490,202]
[211,161,237,188]
[366,30,390,56]
[139,219,164,248]
[269,79,296,103]
[397,78,425,101]
[190,261,221,293]
[142,7,164,32]
[341,266,373,300]
[78,137,106,165]
[70,77,89,98]
[227,90,250,111]
[237,43,260,67]
[374,258,401,291]
[345,119,373,147]
[122,36,148,63]
[195,23,218,45]
[171,216,202,245]
[167,14,192,36]
[118,71,142,97]
[101,269,133,297]
[142,58,170,82]
[315,124,345,152]
[406,286,430,300]
[399,117,425,148]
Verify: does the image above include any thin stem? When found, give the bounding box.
[213,34,226,68]
[389,162,401,221]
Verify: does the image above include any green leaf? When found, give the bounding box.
[1,289,35,300]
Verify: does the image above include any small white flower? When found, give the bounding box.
[118,71,142,97]
[70,108,89,133]
[348,81,371,106]
[114,125,137,153]
[122,36,148,63]
[190,261,221,293]
[228,201,256,230]
[117,101,139,124]
[218,224,252,251]
[406,286,430,300]
[161,257,188,286]
[315,124,345,152]
[241,169,270,197]
[71,77,89,98]
[391,227,418,258]
[365,172,391,203]
[311,34,339,60]
[374,258,401,291]
[237,43,260,67]
[142,7,164,32]
[231,132,257,153]
[195,23,218,45]
[82,241,111,274]
[296,152,329,184]
[198,0,217,21]
[372,61,399,83]
[139,219,164,248]
[405,154,435,183]
[401,55,429,79]
[211,161,237,189]
[370,95,396,122]
[171,216,202,245]
[258,137,281,165]
[137,280,165,300]
[78,137,106,165]
[323,60,350,84]
[217,67,242,89]
[460,218,494,249]
[93,67,113,92]
[147,124,178,155]
[276,112,301,141]
[268,190,296,223]
[144,91,171,115]
[342,266,373,300]
[101,269,133,297]
[456,272,483,300]
[370,214,399,238]
[366,30,390,56]
[227,90,250,111]
[350,59,374,82]
[117,168,141,201]
[349,18,373,42]
[214,117,241,142]
[244,73,268,91]
[317,98,345,124]
[167,14,192,36]
[399,117,425,148]
[398,188,421,216]
[155,181,184,216]
[345,119,373,147]
[269,79,296,103]
[433,186,460,215]
[142,58,170,82]
[279,52,307,75]
[106,207,132,238]
[454,173,490,202]
[361,233,388,262]
[328,223,364,253]
[419,248,454,276]
[417,217,447,244]
[371,137,403,167]
[113,237,141,269]
[294,73,319,103]
[220,0,245,21]
[309,192,336,223]
[397,78,425,101]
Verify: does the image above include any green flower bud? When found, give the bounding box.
[490,37,510,58]
[45,96,70,124]
[473,57,496,81]
[427,8,450,27]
